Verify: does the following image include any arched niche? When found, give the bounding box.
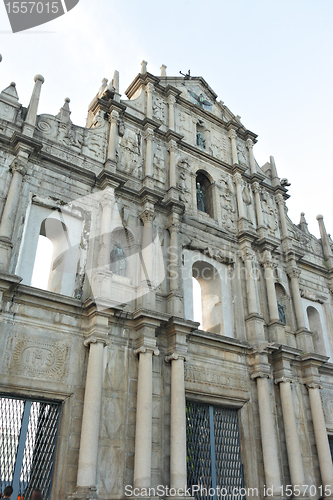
[307,306,326,356]
[110,227,139,284]
[275,283,291,326]
[196,170,214,218]
[192,260,222,334]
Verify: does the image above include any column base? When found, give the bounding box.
[0,237,13,271]
[295,327,314,353]
[166,291,184,316]
[267,321,286,344]
[67,486,97,500]
[245,313,266,343]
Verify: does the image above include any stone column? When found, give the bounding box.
[134,341,159,489]
[251,359,282,497]
[233,172,245,220]
[167,212,183,316]
[275,194,289,240]
[107,109,119,163]
[246,138,256,175]
[262,252,279,322]
[279,379,306,492]
[252,181,265,236]
[0,157,27,270]
[77,337,107,489]
[98,190,115,268]
[160,64,167,77]
[308,383,333,491]
[140,206,155,284]
[144,127,154,178]
[22,74,44,137]
[146,82,154,120]
[228,129,238,165]
[168,139,177,188]
[240,247,258,315]
[287,266,305,330]
[168,94,176,130]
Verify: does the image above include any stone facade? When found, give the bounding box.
[0,61,333,500]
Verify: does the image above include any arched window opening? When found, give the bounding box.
[192,277,202,328]
[31,235,53,290]
[307,306,326,355]
[192,261,222,334]
[196,171,213,218]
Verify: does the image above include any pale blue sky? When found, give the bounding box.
[1,0,332,237]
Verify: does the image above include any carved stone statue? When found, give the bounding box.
[197,132,206,149]
[110,242,127,276]
[277,301,286,324]
[197,183,206,212]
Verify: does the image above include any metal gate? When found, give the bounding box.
[0,397,61,500]
[186,402,245,500]
[329,436,333,461]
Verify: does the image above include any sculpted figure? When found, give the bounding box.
[197,183,206,212]
[277,301,286,324]
[110,242,127,276]
[197,132,206,149]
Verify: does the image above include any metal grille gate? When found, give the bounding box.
[329,436,333,461]
[186,402,245,500]
[0,397,61,500]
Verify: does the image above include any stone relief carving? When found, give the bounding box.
[237,141,248,166]
[185,364,247,391]
[177,159,192,210]
[220,178,237,233]
[300,289,326,304]
[3,335,70,381]
[261,189,279,235]
[118,129,142,178]
[210,131,227,161]
[182,236,234,264]
[152,96,165,122]
[153,145,165,183]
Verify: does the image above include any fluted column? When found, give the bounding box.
[140,206,155,283]
[168,139,177,188]
[146,82,153,119]
[0,157,27,270]
[252,181,265,236]
[228,129,238,165]
[22,74,44,137]
[246,138,256,175]
[107,109,119,162]
[77,337,108,489]
[98,190,115,268]
[251,361,282,497]
[287,265,306,330]
[168,94,176,130]
[134,343,159,489]
[144,127,154,178]
[233,172,245,220]
[307,383,333,491]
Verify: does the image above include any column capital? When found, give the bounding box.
[275,376,294,384]
[146,81,154,93]
[239,247,256,262]
[140,208,155,224]
[246,138,254,149]
[233,171,243,184]
[11,157,27,176]
[109,109,119,123]
[167,139,177,152]
[134,345,159,356]
[228,129,237,140]
[83,335,110,347]
[306,381,323,390]
[275,193,285,205]
[251,180,260,193]
[142,126,154,141]
[168,94,176,105]
[165,352,189,363]
[250,365,273,380]
[287,265,301,279]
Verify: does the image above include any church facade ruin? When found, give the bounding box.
[0,61,333,500]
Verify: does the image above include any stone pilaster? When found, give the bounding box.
[228,129,238,165]
[249,352,282,499]
[76,333,109,492]
[287,264,313,352]
[168,94,176,131]
[273,348,307,498]
[143,125,154,179]
[252,181,266,238]
[275,194,289,249]
[0,157,27,270]
[233,171,248,232]
[166,211,183,316]
[138,205,156,310]
[106,109,119,163]
[133,322,160,490]
[97,190,115,268]
[146,82,154,120]
[261,250,286,344]
[246,138,256,175]
[168,139,177,188]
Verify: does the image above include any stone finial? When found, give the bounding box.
[316,214,333,266]
[141,60,148,74]
[270,155,280,187]
[112,70,119,94]
[160,64,167,77]
[22,73,45,137]
[0,82,19,104]
[298,212,309,233]
[56,97,71,123]
[98,78,108,97]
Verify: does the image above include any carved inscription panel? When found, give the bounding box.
[3,334,70,382]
